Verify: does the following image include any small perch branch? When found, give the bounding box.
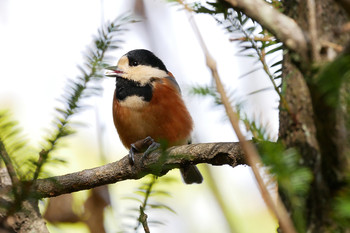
[224,0,308,61]
[139,206,150,233]
[31,142,245,198]
[307,0,319,61]
[229,36,274,42]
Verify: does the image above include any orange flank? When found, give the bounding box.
[113,77,193,149]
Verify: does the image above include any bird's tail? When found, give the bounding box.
[180,165,203,184]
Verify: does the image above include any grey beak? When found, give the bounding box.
[105,66,123,77]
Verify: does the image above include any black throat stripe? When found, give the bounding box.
[115,76,153,102]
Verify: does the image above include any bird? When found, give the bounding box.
[106,49,203,184]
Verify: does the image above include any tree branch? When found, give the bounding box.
[185,7,298,233]
[0,140,20,188]
[31,142,246,198]
[307,0,319,61]
[223,0,308,61]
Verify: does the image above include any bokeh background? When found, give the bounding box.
[0,0,280,232]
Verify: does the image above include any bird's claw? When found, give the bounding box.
[128,136,160,165]
[128,144,138,165]
[142,141,161,159]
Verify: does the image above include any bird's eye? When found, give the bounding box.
[132,61,138,66]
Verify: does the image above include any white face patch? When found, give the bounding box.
[119,95,148,109]
[117,55,168,85]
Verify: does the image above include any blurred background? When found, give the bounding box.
[0,0,280,232]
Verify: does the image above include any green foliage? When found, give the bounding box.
[190,83,270,140]
[194,1,301,125]
[311,55,350,107]
[194,1,286,104]
[327,55,350,228]
[333,180,350,228]
[268,0,284,11]
[258,142,312,232]
[190,80,313,232]
[191,2,315,232]
[226,12,284,90]
[0,110,36,180]
[193,1,232,19]
[119,175,176,233]
[0,14,136,221]
[190,85,222,105]
[33,14,135,180]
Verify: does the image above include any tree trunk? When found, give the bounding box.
[0,168,49,233]
[280,0,350,231]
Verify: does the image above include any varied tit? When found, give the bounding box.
[106,49,203,184]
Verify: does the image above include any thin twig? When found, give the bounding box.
[307,0,319,61]
[0,140,20,187]
[203,165,238,233]
[0,139,22,215]
[223,0,308,63]
[136,176,156,232]
[231,18,297,124]
[184,7,298,233]
[179,0,308,60]
[229,36,274,42]
[139,206,150,233]
[321,41,344,53]
[33,150,47,180]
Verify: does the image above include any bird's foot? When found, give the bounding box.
[142,139,160,159]
[128,136,160,165]
[128,144,138,165]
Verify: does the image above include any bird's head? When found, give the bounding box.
[106,49,169,85]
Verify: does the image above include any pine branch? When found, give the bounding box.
[223,0,308,64]
[184,8,298,233]
[33,14,135,180]
[0,111,31,215]
[0,110,31,180]
[229,15,298,125]
[139,206,150,233]
[205,47,297,233]
[0,140,23,216]
[231,16,287,103]
[135,176,156,232]
[229,35,274,42]
[0,140,19,189]
[29,142,245,198]
[121,174,175,232]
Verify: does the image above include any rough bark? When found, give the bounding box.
[281,0,350,231]
[0,142,245,232]
[32,142,245,198]
[0,169,49,233]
